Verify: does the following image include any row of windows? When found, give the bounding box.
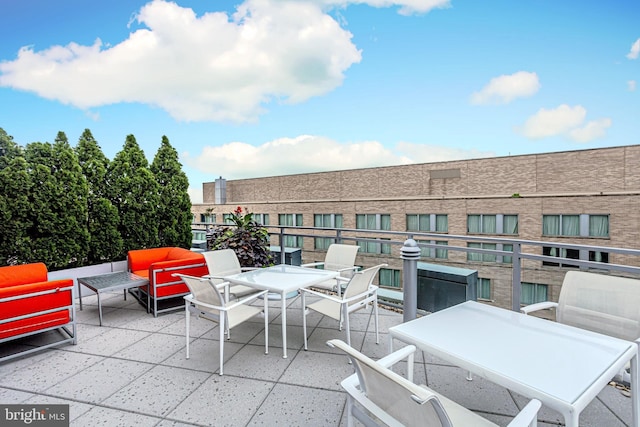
[198,212,610,238]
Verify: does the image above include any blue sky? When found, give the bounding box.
[1,0,638,203]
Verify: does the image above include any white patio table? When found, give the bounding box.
[389,300,639,427]
[225,264,338,358]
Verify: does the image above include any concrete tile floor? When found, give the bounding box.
[0,291,635,426]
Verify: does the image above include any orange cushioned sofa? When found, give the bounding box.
[0,262,77,363]
[128,247,209,316]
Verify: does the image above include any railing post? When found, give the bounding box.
[279,227,286,264]
[401,238,421,322]
[511,242,522,312]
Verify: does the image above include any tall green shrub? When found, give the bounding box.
[151,135,193,248]
[76,129,123,263]
[0,156,32,265]
[109,134,159,257]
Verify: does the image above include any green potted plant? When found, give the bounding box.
[207,206,273,267]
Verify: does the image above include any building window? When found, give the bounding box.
[406,214,448,232]
[477,278,491,300]
[417,240,448,259]
[253,213,270,225]
[200,213,215,224]
[543,246,609,268]
[467,243,512,263]
[279,214,303,248]
[379,268,401,288]
[467,214,518,235]
[542,214,609,237]
[357,214,391,254]
[521,282,548,305]
[314,214,343,250]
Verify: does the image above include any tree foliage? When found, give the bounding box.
[151,135,193,248]
[76,129,123,263]
[0,156,32,265]
[109,134,160,257]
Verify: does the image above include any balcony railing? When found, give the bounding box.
[192,222,640,313]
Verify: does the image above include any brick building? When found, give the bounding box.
[191,145,640,309]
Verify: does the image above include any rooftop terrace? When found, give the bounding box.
[0,292,634,426]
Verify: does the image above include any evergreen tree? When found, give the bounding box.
[151,135,193,248]
[76,129,123,263]
[0,127,22,170]
[109,134,160,256]
[24,133,90,269]
[0,156,32,265]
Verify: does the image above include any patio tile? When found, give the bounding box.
[249,323,308,351]
[0,387,34,403]
[21,394,94,422]
[100,365,210,417]
[279,350,354,391]
[302,326,366,354]
[248,383,345,426]
[73,405,162,427]
[44,357,152,403]
[161,337,244,373]
[168,375,274,426]
[0,350,104,392]
[64,327,151,357]
[223,343,293,381]
[112,332,185,364]
[161,314,217,338]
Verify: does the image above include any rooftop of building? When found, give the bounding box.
[0,291,634,426]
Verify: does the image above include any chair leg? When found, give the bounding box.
[264,294,269,355]
[185,301,190,359]
[302,292,308,350]
[374,298,379,345]
[344,304,351,347]
[219,315,225,376]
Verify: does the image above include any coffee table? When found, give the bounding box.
[77,271,149,326]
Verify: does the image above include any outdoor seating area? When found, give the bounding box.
[0,287,636,426]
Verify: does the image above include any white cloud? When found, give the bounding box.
[519,104,611,143]
[0,0,362,123]
[629,80,637,92]
[568,118,612,143]
[182,134,490,182]
[627,38,640,59]
[470,71,540,105]
[316,0,451,15]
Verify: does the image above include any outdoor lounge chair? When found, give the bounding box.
[301,243,359,296]
[521,270,640,383]
[301,264,385,349]
[328,339,541,427]
[175,273,268,375]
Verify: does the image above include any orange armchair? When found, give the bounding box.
[0,263,76,363]
[127,247,209,316]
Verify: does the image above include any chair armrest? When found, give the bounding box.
[506,399,541,427]
[300,287,343,303]
[341,285,378,304]
[301,262,324,268]
[520,301,558,315]
[335,266,359,274]
[376,344,417,369]
[226,290,269,308]
[240,267,258,272]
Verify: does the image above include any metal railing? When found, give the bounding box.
[192,222,640,313]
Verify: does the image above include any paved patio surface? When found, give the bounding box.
[0,291,635,426]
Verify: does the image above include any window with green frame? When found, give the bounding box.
[416,240,448,259]
[406,214,448,232]
[521,282,548,305]
[356,214,391,254]
[279,213,303,248]
[379,268,401,288]
[467,242,513,263]
[200,213,215,223]
[467,214,518,235]
[542,214,609,237]
[477,278,491,300]
[314,214,343,250]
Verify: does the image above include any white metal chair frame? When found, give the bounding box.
[301,264,386,349]
[302,244,360,296]
[175,273,269,376]
[327,339,541,427]
[202,249,260,301]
